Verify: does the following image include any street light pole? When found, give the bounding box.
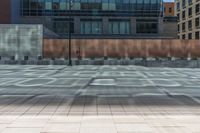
[68,0,73,66]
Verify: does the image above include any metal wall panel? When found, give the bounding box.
[43,39,200,59]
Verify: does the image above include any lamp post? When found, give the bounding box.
[68,0,73,66]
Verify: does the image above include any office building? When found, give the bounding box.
[175,0,200,39]
[0,0,178,39]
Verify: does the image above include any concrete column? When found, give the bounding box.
[158,17,164,35]
[74,17,80,34]
[130,17,136,35]
[103,17,109,34]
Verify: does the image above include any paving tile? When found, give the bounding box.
[49,116,82,123]
[42,123,80,133]
[0,124,8,132]
[152,126,191,133]
[113,116,145,123]
[1,128,42,133]
[116,123,153,132]
[80,127,117,133]
[8,120,47,128]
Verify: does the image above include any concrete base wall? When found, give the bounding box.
[0,58,200,68]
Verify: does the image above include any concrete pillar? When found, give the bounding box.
[131,17,136,35]
[158,17,164,34]
[74,17,80,34]
[103,17,109,34]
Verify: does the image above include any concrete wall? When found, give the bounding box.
[162,21,178,39]
[43,39,200,59]
[0,24,43,59]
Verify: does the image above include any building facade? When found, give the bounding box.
[175,0,200,39]
[163,2,178,38]
[164,2,175,16]
[16,0,165,38]
[0,0,179,39]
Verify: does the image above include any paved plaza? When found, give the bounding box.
[0,65,199,133]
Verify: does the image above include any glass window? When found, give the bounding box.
[188,33,192,39]
[73,0,81,10]
[188,0,192,5]
[53,0,60,10]
[182,0,186,8]
[195,32,199,39]
[196,4,200,14]
[109,0,116,10]
[45,0,52,10]
[109,20,130,34]
[102,0,109,10]
[182,34,185,39]
[169,7,172,13]
[195,17,200,27]
[188,7,192,17]
[81,20,102,34]
[60,0,67,10]
[54,20,74,34]
[188,20,192,29]
[136,19,158,33]
[182,10,186,19]
[176,2,180,11]
[182,22,185,31]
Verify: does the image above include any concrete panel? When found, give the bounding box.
[0,24,43,59]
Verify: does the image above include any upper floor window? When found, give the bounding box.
[196,4,200,14]
[109,20,130,34]
[182,0,186,8]
[182,22,185,31]
[81,20,102,34]
[176,2,180,11]
[195,17,200,27]
[182,10,186,19]
[169,7,172,13]
[188,0,193,5]
[188,20,192,30]
[195,31,200,39]
[188,7,192,17]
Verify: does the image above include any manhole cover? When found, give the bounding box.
[90,79,116,86]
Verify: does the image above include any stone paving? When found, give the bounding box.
[0,65,200,133]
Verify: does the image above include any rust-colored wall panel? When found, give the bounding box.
[170,40,189,58]
[0,0,11,24]
[43,39,200,59]
[127,39,147,57]
[148,40,169,57]
[43,39,68,58]
[188,40,200,58]
[84,39,104,58]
